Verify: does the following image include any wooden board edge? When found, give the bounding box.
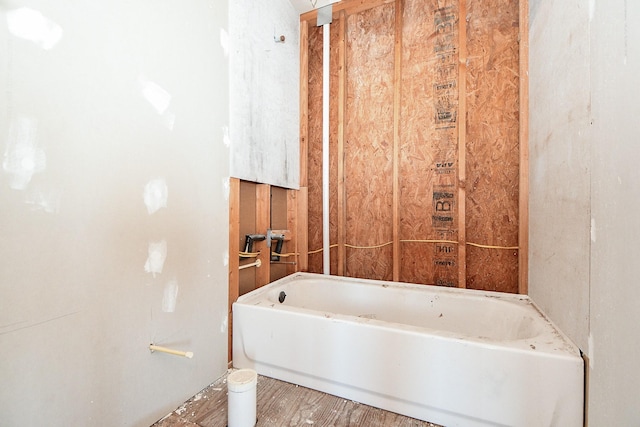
[518,0,529,295]
[301,0,395,23]
[228,177,240,363]
[458,0,468,288]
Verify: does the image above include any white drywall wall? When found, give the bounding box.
[588,0,640,423]
[529,0,640,423]
[528,0,591,352]
[230,0,300,189]
[0,1,230,426]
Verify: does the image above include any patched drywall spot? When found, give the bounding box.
[6,7,63,50]
[143,178,168,214]
[137,74,171,115]
[162,111,176,131]
[223,250,229,267]
[3,117,46,190]
[223,126,231,148]
[24,186,61,213]
[220,28,229,57]
[590,217,596,243]
[144,240,167,277]
[220,315,228,333]
[162,279,179,313]
[222,176,230,201]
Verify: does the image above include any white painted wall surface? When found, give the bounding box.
[0,1,230,426]
[229,0,300,189]
[529,0,640,423]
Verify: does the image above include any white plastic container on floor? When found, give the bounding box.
[227,369,257,427]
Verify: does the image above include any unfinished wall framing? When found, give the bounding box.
[228,178,300,361]
[300,0,527,292]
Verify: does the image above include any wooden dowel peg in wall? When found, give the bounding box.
[149,344,194,359]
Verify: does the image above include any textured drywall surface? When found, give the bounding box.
[229,0,300,189]
[529,0,640,424]
[0,1,230,426]
[528,0,591,351]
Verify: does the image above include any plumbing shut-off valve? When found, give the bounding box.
[267,229,285,261]
[243,234,265,255]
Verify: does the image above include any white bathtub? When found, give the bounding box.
[232,273,583,427]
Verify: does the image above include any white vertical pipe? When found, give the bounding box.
[322,23,330,275]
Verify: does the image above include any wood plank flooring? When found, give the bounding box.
[152,372,442,427]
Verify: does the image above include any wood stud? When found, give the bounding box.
[337,12,347,276]
[227,177,240,363]
[392,0,403,282]
[458,0,467,288]
[518,0,529,295]
[255,184,271,287]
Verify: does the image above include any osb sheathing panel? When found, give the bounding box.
[307,24,323,273]
[344,4,396,281]
[303,0,522,291]
[399,0,459,286]
[465,0,520,292]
